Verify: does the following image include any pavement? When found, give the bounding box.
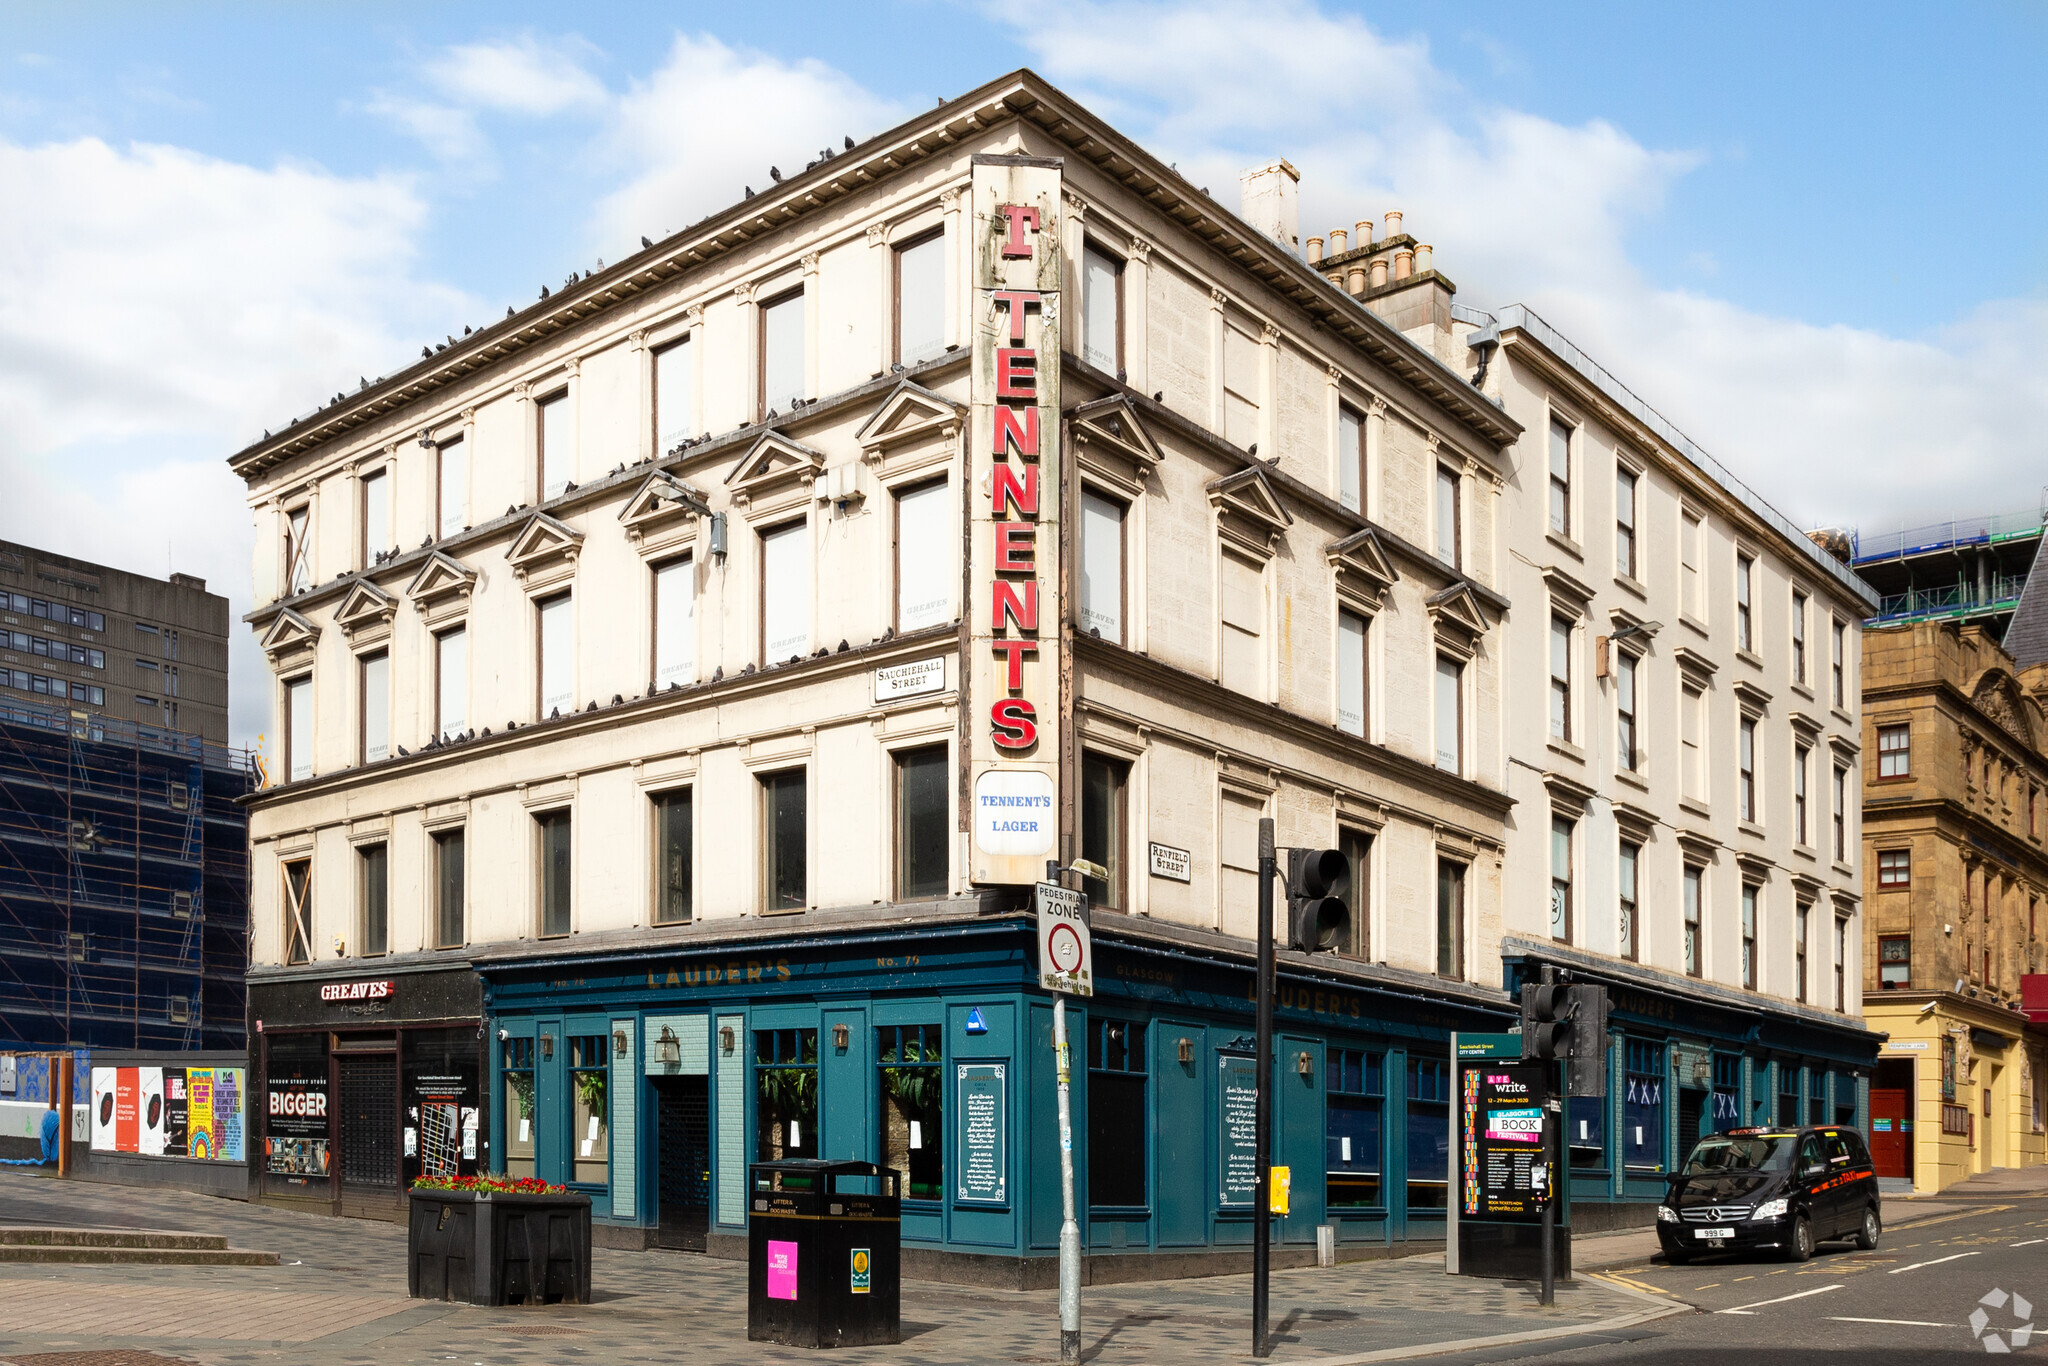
[0,1167,1678,1366]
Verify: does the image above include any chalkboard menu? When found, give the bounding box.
[956,1063,1007,1204]
[1218,1052,1258,1207]
[1459,1058,1547,1220]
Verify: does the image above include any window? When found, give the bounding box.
[1624,1040,1665,1171]
[1340,828,1372,959]
[896,744,949,899]
[1434,655,1463,774]
[1618,839,1640,961]
[1735,553,1755,653]
[1547,416,1571,536]
[1681,511,1703,620]
[1616,649,1639,771]
[652,788,692,925]
[1741,884,1759,989]
[1738,716,1758,823]
[1081,753,1128,910]
[894,231,944,365]
[1795,900,1810,1003]
[284,674,312,782]
[1549,614,1572,741]
[536,809,572,937]
[568,1033,608,1184]
[1087,1018,1147,1208]
[1220,549,1264,695]
[1878,848,1910,888]
[653,336,693,453]
[361,469,388,563]
[1436,859,1465,978]
[1794,744,1811,844]
[755,1028,819,1161]
[762,769,807,912]
[1326,1049,1383,1208]
[433,827,465,948]
[360,651,389,763]
[537,592,573,717]
[760,521,810,662]
[359,842,388,957]
[1338,405,1365,514]
[1831,619,1846,707]
[436,437,466,539]
[1080,243,1123,374]
[878,1025,943,1201]
[536,390,572,501]
[502,1037,535,1179]
[1832,765,1849,861]
[760,289,805,415]
[1079,490,1125,643]
[652,557,693,688]
[1551,817,1573,942]
[1879,934,1911,989]
[1779,1066,1801,1126]
[1336,609,1368,737]
[1877,724,1910,778]
[1220,786,1263,939]
[1223,324,1259,449]
[1681,683,1705,801]
[1407,1058,1451,1209]
[1436,465,1460,568]
[435,626,466,740]
[1683,864,1703,977]
[1615,466,1637,578]
[1791,590,1808,684]
[1834,916,1849,1010]
[283,858,311,966]
[286,506,311,594]
[895,480,950,633]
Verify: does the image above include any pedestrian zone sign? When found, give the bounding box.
[1035,881,1092,996]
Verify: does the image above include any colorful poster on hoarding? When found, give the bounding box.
[163,1068,189,1157]
[113,1067,139,1152]
[138,1067,166,1156]
[89,1067,116,1152]
[187,1068,215,1161]
[214,1068,244,1162]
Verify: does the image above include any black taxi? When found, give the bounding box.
[1656,1125,1881,1263]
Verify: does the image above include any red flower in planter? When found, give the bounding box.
[411,1173,571,1195]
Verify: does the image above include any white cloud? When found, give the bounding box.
[424,33,608,117]
[363,90,488,167]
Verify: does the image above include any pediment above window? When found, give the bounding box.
[619,471,710,553]
[1732,678,1773,712]
[259,607,319,665]
[1206,465,1291,561]
[855,380,963,455]
[407,550,478,626]
[1540,563,1597,609]
[1325,527,1399,611]
[1071,396,1159,498]
[726,430,826,513]
[1542,769,1598,813]
[333,580,397,648]
[1426,582,1491,653]
[505,512,584,590]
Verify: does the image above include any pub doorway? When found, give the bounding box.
[1871,1057,1914,1181]
[653,1075,710,1252]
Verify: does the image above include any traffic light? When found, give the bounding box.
[1284,848,1350,952]
[1564,983,1609,1097]
[1520,981,1573,1060]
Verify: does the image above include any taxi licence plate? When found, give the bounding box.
[1694,1228,1733,1241]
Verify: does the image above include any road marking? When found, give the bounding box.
[1734,1275,1757,1283]
[1827,1317,1956,1327]
[2013,1239,2047,1248]
[1888,1252,1980,1274]
[1719,1284,1845,1315]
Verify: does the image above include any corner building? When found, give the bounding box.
[236,71,1546,1277]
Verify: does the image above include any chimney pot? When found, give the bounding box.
[1346,265,1367,296]
[1370,257,1389,288]
[1415,243,1434,274]
[1328,228,1348,256]
[1356,219,1374,246]
[1306,235,1324,264]
[1393,247,1414,281]
[1383,209,1404,239]
[1238,159,1301,255]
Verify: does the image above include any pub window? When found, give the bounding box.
[1325,1048,1383,1209]
[895,480,951,633]
[1079,242,1123,374]
[1220,549,1264,695]
[1791,589,1809,684]
[1436,858,1465,979]
[895,744,949,900]
[1436,464,1460,568]
[1877,723,1910,778]
[1735,553,1755,653]
[877,1024,943,1202]
[1336,609,1368,738]
[360,650,390,764]
[437,436,467,540]
[1337,405,1365,514]
[1079,489,1126,643]
[760,521,810,663]
[653,335,693,453]
[1623,1039,1665,1172]
[537,592,574,718]
[1795,899,1810,1003]
[1738,715,1759,823]
[761,768,808,912]
[1547,415,1572,537]
[502,1036,536,1179]
[1550,816,1574,943]
[1809,1069,1828,1127]
[360,468,389,564]
[435,626,467,740]
[284,674,312,783]
[568,1033,609,1185]
[1615,465,1637,578]
[1879,934,1911,989]
[1741,883,1759,990]
[285,505,311,594]
[755,1028,820,1161]
[433,827,465,948]
[894,230,945,366]
[536,808,572,938]
[1434,655,1463,774]
[1406,1057,1450,1209]
[1878,848,1910,888]
[1615,649,1639,771]
[359,842,388,958]
[1683,863,1703,978]
[1086,1017,1147,1209]
[1778,1065,1801,1125]
[283,857,311,966]
[1340,828,1372,959]
[1794,743,1811,844]
[652,788,693,925]
[652,557,694,689]
[1618,839,1640,961]
[1570,1086,1609,1169]
[760,288,806,416]
[1080,752,1128,910]
[538,389,572,501]
[1549,614,1573,741]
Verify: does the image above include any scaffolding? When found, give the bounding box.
[1852,502,2047,636]
[0,696,251,1051]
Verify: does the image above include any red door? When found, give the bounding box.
[1870,1087,1912,1179]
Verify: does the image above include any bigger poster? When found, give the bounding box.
[1459,1059,1547,1220]
[265,1062,330,1176]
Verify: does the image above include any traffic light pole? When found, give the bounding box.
[1253,817,1276,1359]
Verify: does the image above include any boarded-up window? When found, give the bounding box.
[1337,610,1368,737]
[1338,406,1365,512]
[1435,655,1463,773]
[539,391,572,500]
[896,234,945,365]
[537,593,573,717]
[653,557,693,688]
[436,627,466,739]
[761,522,810,662]
[360,469,388,563]
[895,481,951,632]
[654,336,693,453]
[286,506,311,593]
[761,290,805,414]
[1223,325,1260,450]
[285,675,312,782]
[1220,550,1263,695]
[1220,790,1264,933]
[1081,244,1122,373]
[437,438,466,539]
[1080,490,1124,643]
[360,651,389,763]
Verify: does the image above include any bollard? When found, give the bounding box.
[1316,1225,1336,1268]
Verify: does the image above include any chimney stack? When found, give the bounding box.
[1239,159,1301,255]
[1328,227,1348,257]
[1382,208,1404,240]
[1306,236,1324,264]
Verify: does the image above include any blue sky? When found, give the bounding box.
[2,2,2044,744]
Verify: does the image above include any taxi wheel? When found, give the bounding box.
[1853,1207,1880,1251]
[1785,1214,1814,1263]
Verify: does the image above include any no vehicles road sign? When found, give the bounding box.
[1036,881,1093,996]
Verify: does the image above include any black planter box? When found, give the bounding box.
[407,1188,592,1306]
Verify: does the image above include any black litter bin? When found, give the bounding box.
[748,1159,900,1348]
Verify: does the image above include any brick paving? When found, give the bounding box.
[0,1169,1665,1364]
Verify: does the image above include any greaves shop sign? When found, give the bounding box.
[318,980,394,1003]
[970,154,1063,885]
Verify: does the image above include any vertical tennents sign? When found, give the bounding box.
[969,155,1063,885]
